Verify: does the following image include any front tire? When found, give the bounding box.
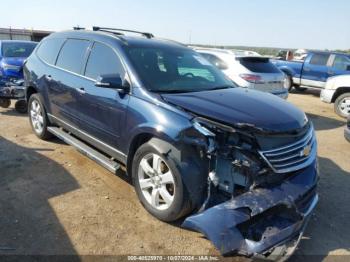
[0,98,11,108]
[132,141,191,222]
[334,92,350,118]
[28,94,52,140]
[285,75,293,92]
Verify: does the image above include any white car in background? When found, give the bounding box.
[321,74,350,118]
[231,49,261,56]
[195,48,289,99]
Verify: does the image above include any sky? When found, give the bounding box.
[1,0,349,50]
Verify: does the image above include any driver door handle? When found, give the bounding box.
[76,87,86,95]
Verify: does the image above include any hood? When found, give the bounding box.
[162,88,306,132]
[1,57,26,67]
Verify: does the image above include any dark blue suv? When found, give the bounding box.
[24,27,318,259]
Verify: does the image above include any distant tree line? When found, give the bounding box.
[192,44,350,56]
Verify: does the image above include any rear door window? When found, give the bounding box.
[332,55,350,71]
[37,38,65,65]
[56,39,90,74]
[84,42,125,80]
[239,58,280,73]
[309,53,330,66]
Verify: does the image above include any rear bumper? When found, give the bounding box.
[271,89,289,100]
[183,160,318,259]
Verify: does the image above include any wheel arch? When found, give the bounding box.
[25,86,38,102]
[331,87,350,103]
[279,67,294,78]
[127,130,207,209]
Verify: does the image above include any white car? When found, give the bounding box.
[231,49,261,57]
[195,48,289,99]
[321,74,350,118]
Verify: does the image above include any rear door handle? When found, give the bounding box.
[76,87,86,95]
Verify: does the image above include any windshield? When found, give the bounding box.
[123,46,235,93]
[1,42,37,58]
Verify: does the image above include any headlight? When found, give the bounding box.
[283,74,289,89]
[193,117,236,134]
[193,121,215,137]
[1,63,21,71]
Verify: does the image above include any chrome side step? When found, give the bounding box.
[48,126,120,173]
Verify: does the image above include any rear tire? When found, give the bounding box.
[15,100,28,114]
[28,93,52,140]
[334,92,350,118]
[132,141,192,222]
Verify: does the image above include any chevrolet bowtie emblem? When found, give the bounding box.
[301,145,311,157]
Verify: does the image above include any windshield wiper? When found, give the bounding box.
[210,85,234,91]
[149,89,190,94]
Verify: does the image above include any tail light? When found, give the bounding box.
[239,74,265,84]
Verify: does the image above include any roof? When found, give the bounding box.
[47,29,189,50]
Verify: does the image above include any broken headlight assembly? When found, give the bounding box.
[191,117,269,201]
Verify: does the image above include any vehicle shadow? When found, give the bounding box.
[0,136,80,259]
[290,156,350,261]
[290,88,321,97]
[0,107,27,117]
[307,113,345,131]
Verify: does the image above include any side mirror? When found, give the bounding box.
[95,74,129,93]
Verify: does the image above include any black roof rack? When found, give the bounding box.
[92,26,154,39]
[73,26,85,30]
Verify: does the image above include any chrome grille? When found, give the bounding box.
[259,126,317,173]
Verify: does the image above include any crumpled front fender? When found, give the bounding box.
[182,161,318,258]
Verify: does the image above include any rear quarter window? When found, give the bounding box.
[37,38,65,65]
[56,39,90,74]
[239,58,280,73]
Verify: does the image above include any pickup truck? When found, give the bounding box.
[272,51,350,91]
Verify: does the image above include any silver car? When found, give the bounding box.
[195,48,289,99]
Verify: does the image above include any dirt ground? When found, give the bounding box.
[0,90,349,261]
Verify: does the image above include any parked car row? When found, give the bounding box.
[21,27,319,260]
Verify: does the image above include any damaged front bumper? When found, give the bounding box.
[182,161,318,260]
[0,80,25,100]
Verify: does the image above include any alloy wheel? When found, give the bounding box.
[30,100,44,134]
[138,153,175,210]
[338,97,350,116]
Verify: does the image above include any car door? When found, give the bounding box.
[301,53,331,88]
[77,41,130,151]
[329,54,350,77]
[49,38,91,126]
